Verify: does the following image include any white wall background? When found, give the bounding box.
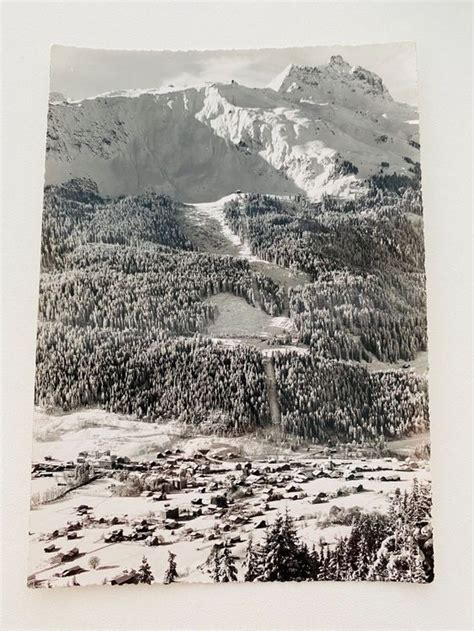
[1,2,472,629]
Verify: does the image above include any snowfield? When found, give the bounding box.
[32,409,185,462]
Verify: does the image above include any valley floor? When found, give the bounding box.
[29,409,430,588]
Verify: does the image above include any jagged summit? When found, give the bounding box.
[269,56,392,105]
[328,54,351,69]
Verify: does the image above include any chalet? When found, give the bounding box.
[94,449,111,458]
[111,570,138,586]
[60,547,80,562]
[104,529,124,543]
[311,492,328,504]
[97,456,115,470]
[144,534,163,546]
[179,507,202,521]
[59,565,84,578]
[210,494,227,508]
[163,519,180,530]
[116,456,131,465]
[294,473,311,483]
[66,521,82,531]
[161,507,179,520]
[345,472,363,481]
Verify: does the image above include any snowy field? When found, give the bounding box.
[206,293,294,339]
[32,409,185,462]
[364,350,428,376]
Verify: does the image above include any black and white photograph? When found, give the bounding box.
[27,42,434,588]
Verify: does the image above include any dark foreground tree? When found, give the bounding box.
[243,538,261,581]
[164,551,179,584]
[206,545,222,582]
[220,547,238,582]
[137,555,154,584]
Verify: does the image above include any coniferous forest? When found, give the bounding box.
[35,176,429,445]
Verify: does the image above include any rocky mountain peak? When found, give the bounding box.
[328,55,351,70]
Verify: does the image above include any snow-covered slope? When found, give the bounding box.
[45,57,420,201]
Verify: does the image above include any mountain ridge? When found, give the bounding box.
[46,56,420,202]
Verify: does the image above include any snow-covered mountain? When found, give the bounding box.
[45,56,420,202]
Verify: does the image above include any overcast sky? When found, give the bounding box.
[50,42,418,105]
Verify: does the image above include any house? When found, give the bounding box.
[104,529,124,543]
[44,544,57,553]
[311,492,328,504]
[163,519,180,530]
[111,570,138,586]
[59,565,84,578]
[60,547,80,562]
[161,507,179,520]
[66,532,78,540]
[210,495,227,508]
[344,472,363,481]
[98,456,115,470]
